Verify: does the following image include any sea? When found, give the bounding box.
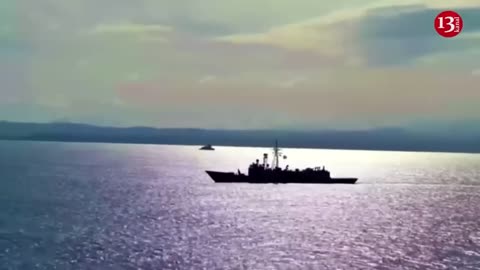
[0,141,479,270]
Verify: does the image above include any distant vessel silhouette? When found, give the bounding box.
[206,140,358,184]
[200,144,215,150]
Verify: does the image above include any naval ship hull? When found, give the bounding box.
[206,171,358,184]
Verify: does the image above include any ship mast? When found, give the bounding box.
[272,139,281,169]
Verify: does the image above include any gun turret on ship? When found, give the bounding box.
[205,140,358,184]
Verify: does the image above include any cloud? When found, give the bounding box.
[115,68,480,128]
[89,23,172,35]
[217,3,480,67]
[87,23,173,43]
[198,75,217,84]
[3,0,480,129]
[274,76,308,88]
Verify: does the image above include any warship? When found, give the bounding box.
[206,141,358,184]
[199,144,215,150]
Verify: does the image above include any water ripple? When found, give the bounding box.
[1,142,480,269]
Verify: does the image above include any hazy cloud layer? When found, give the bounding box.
[1,0,480,129]
[218,3,480,66]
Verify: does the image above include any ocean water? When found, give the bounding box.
[0,141,479,270]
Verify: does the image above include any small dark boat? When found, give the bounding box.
[206,141,358,184]
[200,144,215,150]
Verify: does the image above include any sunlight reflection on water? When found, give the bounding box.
[0,141,479,269]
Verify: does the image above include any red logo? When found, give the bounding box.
[434,10,463,38]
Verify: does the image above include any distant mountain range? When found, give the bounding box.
[0,121,479,153]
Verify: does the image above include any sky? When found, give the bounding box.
[1,0,480,130]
